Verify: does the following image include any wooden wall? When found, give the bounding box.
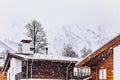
[91,52,113,80]
[21,60,76,79]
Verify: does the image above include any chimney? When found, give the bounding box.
[46,47,48,55]
[21,40,32,43]
[18,40,33,54]
[30,48,35,52]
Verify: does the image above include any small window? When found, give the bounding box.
[99,69,106,80]
[74,67,78,76]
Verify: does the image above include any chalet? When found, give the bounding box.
[75,34,120,80]
[2,40,80,80]
[2,53,80,80]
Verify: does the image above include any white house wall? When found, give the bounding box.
[114,45,120,80]
[7,68,10,80]
[22,43,33,53]
[9,58,22,80]
[15,59,22,74]
[10,58,15,80]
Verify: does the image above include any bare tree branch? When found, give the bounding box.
[80,47,92,58]
[62,43,78,58]
[25,20,48,53]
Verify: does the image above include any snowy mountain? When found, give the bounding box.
[47,24,116,56]
[0,39,18,66]
[3,39,18,51]
[0,40,13,52]
[0,39,18,58]
[0,25,117,58]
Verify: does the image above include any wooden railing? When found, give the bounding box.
[73,72,91,79]
[15,72,90,80]
[79,72,91,79]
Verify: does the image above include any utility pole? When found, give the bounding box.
[66,62,72,80]
[26,58,28,80]
[31,21,35,78]
[33,21,36,53]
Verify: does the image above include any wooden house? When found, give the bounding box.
[75,34,120,80]
[2,52,80,80]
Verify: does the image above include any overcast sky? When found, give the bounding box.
[0,0,120,42]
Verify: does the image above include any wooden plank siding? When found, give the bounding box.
[75,34,120,80]
[17,60,77,80]
[0,72,7,80]
[91,52,113,80]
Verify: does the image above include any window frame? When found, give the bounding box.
[99,68,107,80]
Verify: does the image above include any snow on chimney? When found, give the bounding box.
[18,40,34,54]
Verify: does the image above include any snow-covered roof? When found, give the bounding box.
[2,52,80,73]
[12,53,80,62]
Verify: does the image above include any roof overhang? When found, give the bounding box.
[2,52,80,72]
[76,34,120,67]
[2,53,24,72]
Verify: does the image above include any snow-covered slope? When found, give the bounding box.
[47,24,116,56]
[0,25,117,58]
[0,39,18,66]
[0,40,13,52]
[3,39,18,51]
[0,39,18,52]
[0,39,18,57]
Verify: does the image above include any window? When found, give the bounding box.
[99,69,106,80]
[74,67,91,77]
[74,67,78,76]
